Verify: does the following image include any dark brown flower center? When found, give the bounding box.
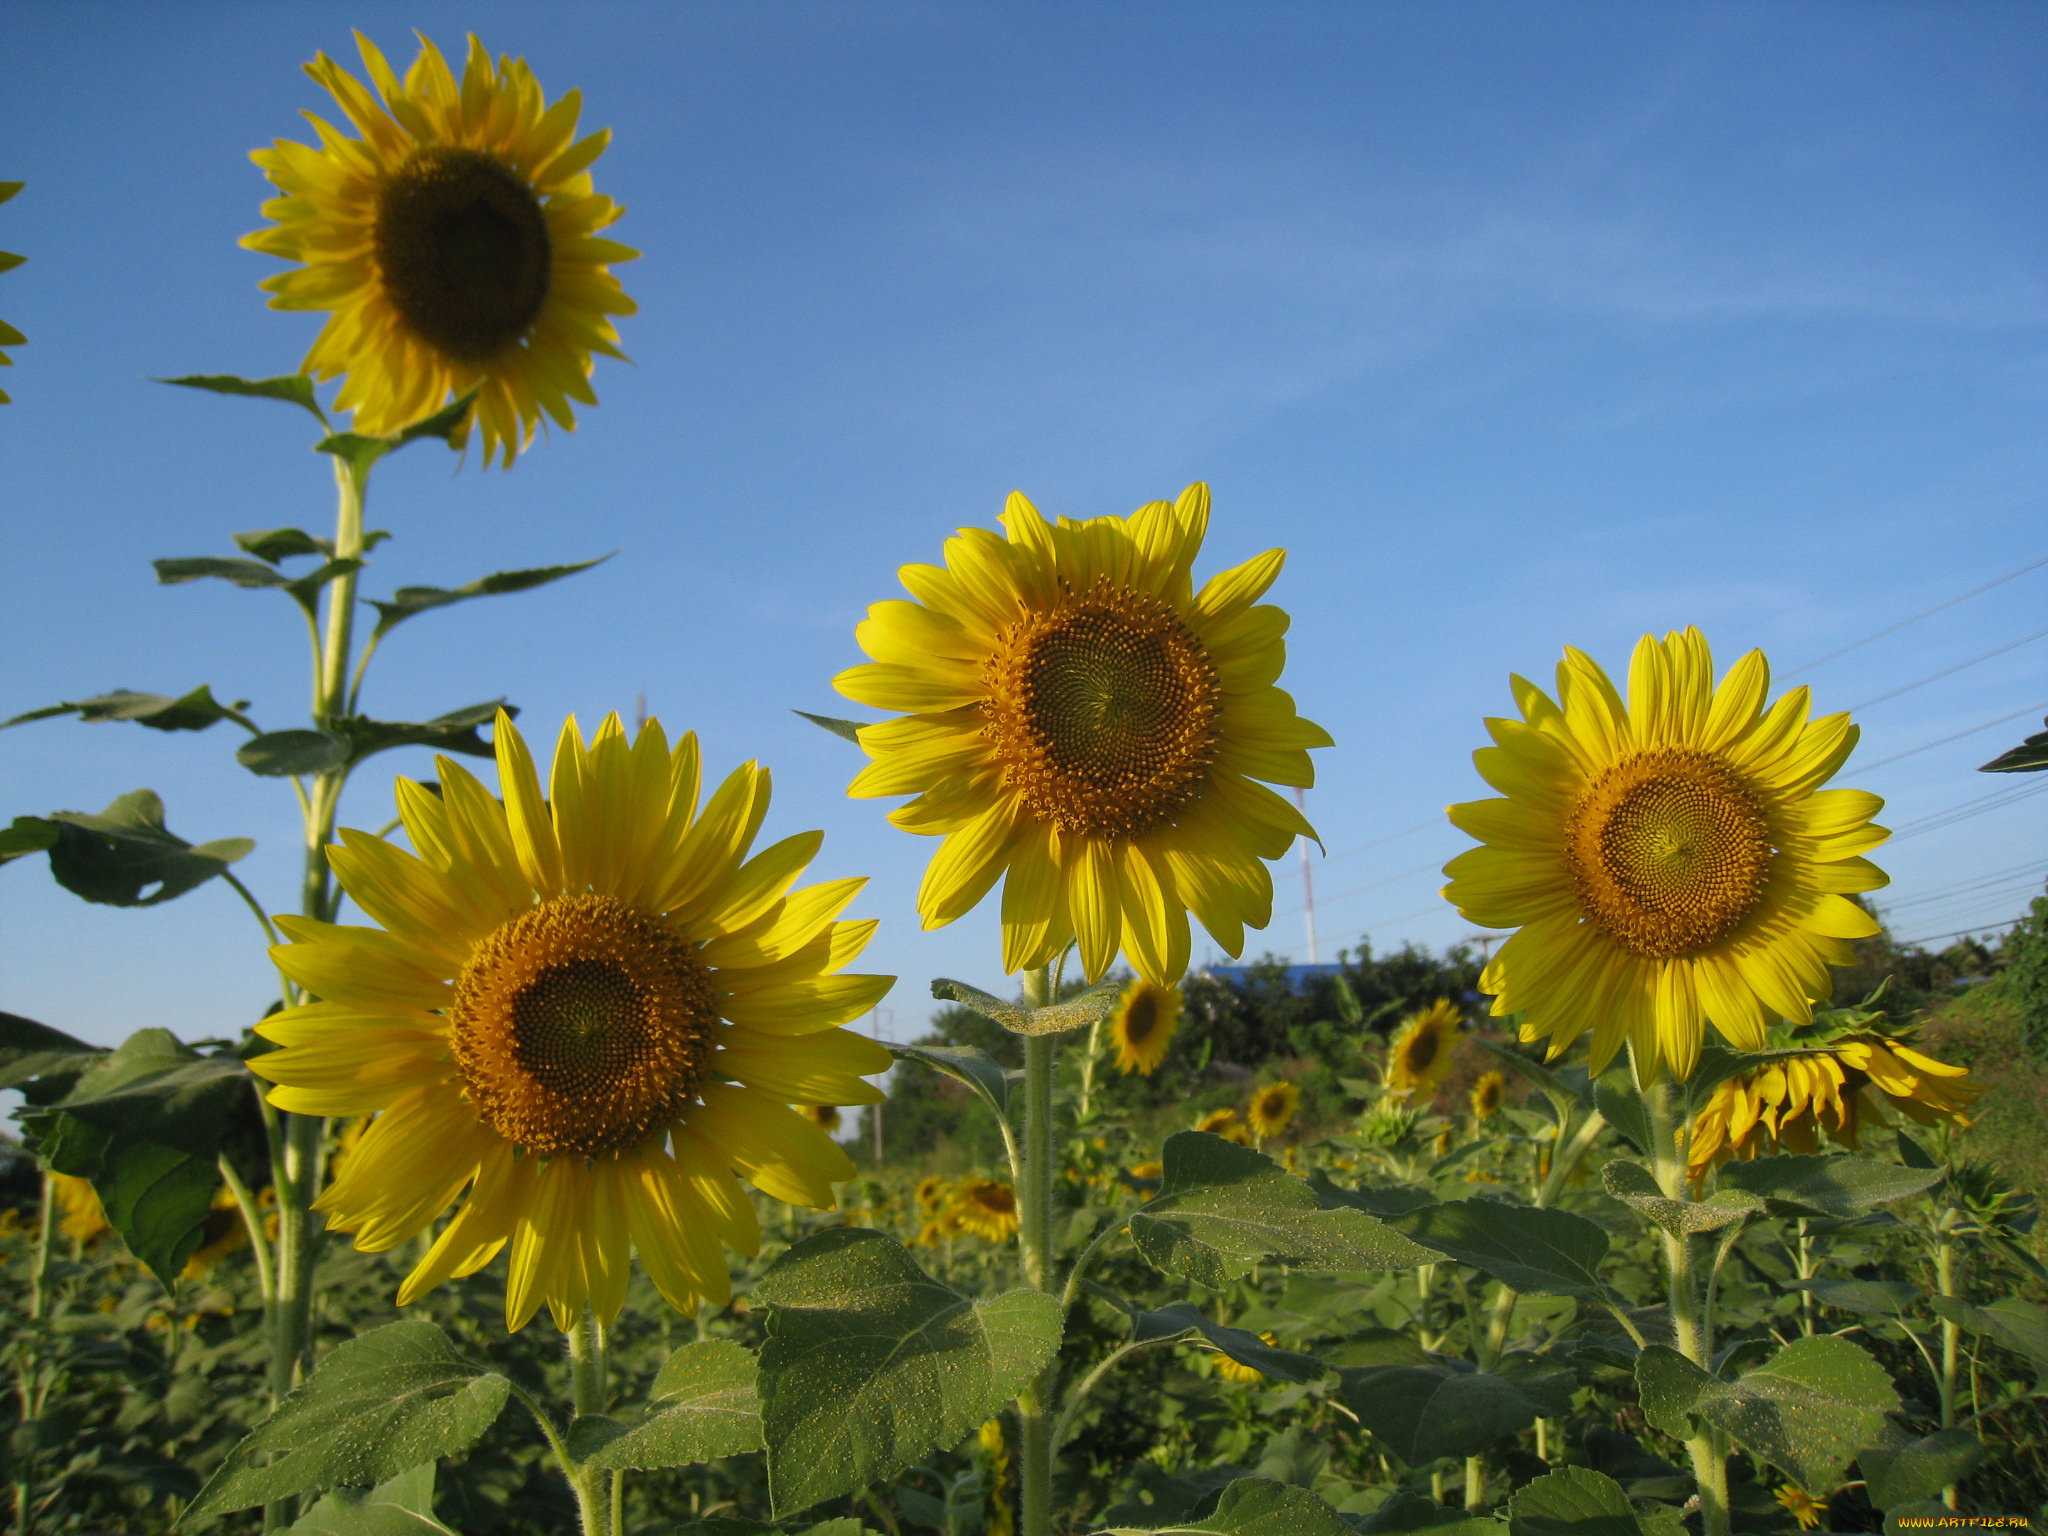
[376,146,552,362]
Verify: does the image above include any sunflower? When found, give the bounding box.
[1386,1000,1461,1101]
[948,1177,1020,1243]
[802,1104,844,1135]
[1774,1486,1825,1531]
[243,33,636,467]
[1194,1106,1251,1145]
[1688,1028,1979,1184]
[1127,1159,1164,1182]
[1469,1070,1506,1120]
[1246,1081,1300,1141]
[979,1418,1015,1536]
[835,484,1332,987]
[182,1187,251,1281]
[914,1175,952,1216]
[1213,1333,1281,1385]
[248,710,893,1332]
[1109,977,1181,1075]
[1445,629,1888,1081]
[50,1172,109,1246]
[0,181,22,404]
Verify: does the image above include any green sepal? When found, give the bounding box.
[183,1321,510,1518]
[314,388,477,473]
[752,1226,1061,1515]
[156,372,328,425]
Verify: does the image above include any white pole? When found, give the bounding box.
[1295,786,1318,964]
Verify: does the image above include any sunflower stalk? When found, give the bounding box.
[564,1309,615,1536]
[1016,963,1058,1536]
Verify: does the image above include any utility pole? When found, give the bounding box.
[869,1007,892,1164]
[1296,786,1318,964]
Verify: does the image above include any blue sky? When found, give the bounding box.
[3,1,2045,1052]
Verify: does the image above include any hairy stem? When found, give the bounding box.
[1017,965,1058,1536]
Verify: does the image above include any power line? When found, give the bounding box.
[1893,918,2030,949]
[1320,818,1443,866]
[1888,778,2048,842]
[1276,859,1440,920]
[1785,546,2048,678]
[1877,857,2048,913]
[1846,627,2048,711]
[1854,700,2048,773]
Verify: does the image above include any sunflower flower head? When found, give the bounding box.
[1213,1333,1280,1385]
[802,1104,844,1136]
[1445,629,1889,1082]
[1109,977,1181,1075]
[914,1175,952,1216]
[248,709,893,1332]
[182,1186,251,1281]
[947,1177,1020,1243]
[1687,1005,1980,1185]
[243,32,637,466]
[1195,1106,1250,1145]
[1469,1070,1506,1120]
[1774,1485,1825,1531]
[1386,1000,1461,1102]
[835,484,1332,987]
[1246,1080,1300,1141]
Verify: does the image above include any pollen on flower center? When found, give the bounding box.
[981,578,1221,839]
[450,893,716,1157]
[1565,747,1774,959]
[375,146,552,361]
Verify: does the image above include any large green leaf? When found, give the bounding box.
[41,789,253,907]
[19,1029,262,1286]
[0,1010,102,1091]
[1307,1171,1438,1220]
[1784,1278,1921,1320]
[1132,1303,1326,1383]
[1394,1199,1613,1297]
[1131,1133,1432,1288]
[886,1041,1015,1120]
[156,371,328,424]
[2,685,254,734]
[366,556,610,641]
[1632,1336,1896,1492]
[1859,1429,1987,1511]
[1093,1477,1353,1535]
[1715,1154,1943,1219]
[187,1321,510,1516]
[1594,1064,1653,1156]
[1928,1295,2048,1375]
[0,815,58,866]
[580,1339,766,1471]
[1338,1363,1549,1465]
[752,1227,1061,1514]
[286,1463,456,1535]
[929,976,1124,1038]
[1507,1467,1641,1536]
[331,701,513,766]
[1602,1161,1762,1237]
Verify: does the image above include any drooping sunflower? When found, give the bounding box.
[1687,1024,1978,1185]
[1246,1080,1300,1141]
[1469,1070,1506,1120]
[914,1175,952,1216]
[947,1177,1020,1243]
[1213,1333,1281,1385]
[1109,977,1180,1075]
[1445,629,1888,1081]
[1386,1000,1461,1101]
[0,180,22,404]
[835,484,1332,987]
[243,33,636,466]
[249,710,893,1332]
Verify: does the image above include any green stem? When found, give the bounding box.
[1078,1018,1102,1123]
[1936,1238,1960,1507]
[566,1310,612,1535]
[1016,965,1057,1536]
[1059,1215,1133,1313]
[1049,1336,1177,1450]
[1463,1452,1487,1511]
[1536,1109,1606,1208]
[1794,1221,1817,1338]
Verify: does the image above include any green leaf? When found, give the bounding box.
[0,182,19,204]
[43,789,253,906]
[367,555,610,640]
[929,975,1125,1038]
[1093,1477,1353,1535]
[582,1339,765,1471]
[154,555,296,589]
[2,685,254,733]
[1715,1154,1943,1219]
[1349,1490,1498,1535]
[1860,1429,1987,1511]
[1394,1199,1613,1297]
[186,1320,510,1517]
[1594,1065,1653,1156]
[1475,1038,1590,1109]
[1337,1363,1547,1465]
[315,389,478,473]
[1130,1132,1433,1288]
[1784,1278,1921,1319]
[1633,1336,1897,1492]
[1307,1171,1438,1220]
[287,1463,457,1535]
[752,1226,1061,1514]
[1928,1295,2048,1373]
[0,1009,102,1091]
[1601,1161,1762,1237]
[236,526,333,563]
[794,711,868,745]
[1981,719,2048,773]
[1506,1467,1641,1536]
[1132,1303,1325,1383]
[156,372,327,425]
[238,729,352,777]
[0,815,58,866]
[887,1041,1014,1121]
[331,700,513,766]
